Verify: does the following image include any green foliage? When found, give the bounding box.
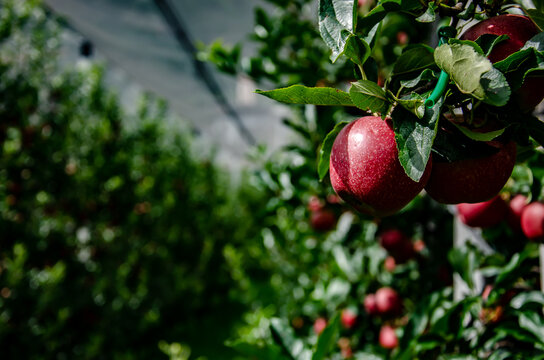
[0,1,264,359]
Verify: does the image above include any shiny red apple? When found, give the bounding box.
[457,195,508,228]
[330,116,432,216]
[521,201,544,241]
[461,14,543,111]
[424,141,516,204]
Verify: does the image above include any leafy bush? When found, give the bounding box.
[0,1,263,359]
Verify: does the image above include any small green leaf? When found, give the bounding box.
[270,318,308,359]
[434,43,510,106]
[450,122,505,142]
[359,0,422,32]
[319,0,357,62]
[519,312,544,345]
[392,45,436,77]
[522,31,544,52]
[318,121,349,181]
[511,291,544,309]
[525,115,544,148]
[447,243,480,289]
[400,68,437,88]
[312,314,340,360]
[416,1,438,23]
[343,34,372,66]
[349,80,390,114]
[256,85,354,106]
[392,96,442,182]
[474,34,510,57]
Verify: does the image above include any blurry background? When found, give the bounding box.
[44,0,292,170]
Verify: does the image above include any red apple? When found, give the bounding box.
[341,309,357,329]
[507,194,528,232]
[314,317,327,335]
[375,287,402,315]
[364,294,379,315]
[379,325,399,349]
[330,116,432,217]
[384,256,396,272]
[461,15,544,111]
[310,209,337,232]
[521,201,544,241]
[456,195,508,228]
[379,229,408,252]
[424,141,516,204]
[379,229,414,263]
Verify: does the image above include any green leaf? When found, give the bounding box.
[318,121,349,181]
[358,0,422,32]
[319,0,357,62]
[526,115,544,147]
[522,31,544,52]
[343,34,372,66]
[416,1,438,23]
[400,68,437,89]
[349,80,390,115]
[519,312,544,345]
[434,43,511,106]
[395,92,426,118]
[495,244,539,287]
[312,314,340,360]
[392,45,436,77]
[256,85,354,106]
[450,121,505,142]
[392,96,442,182]
[527,9,544,31]
[270,318,308,359]
[474,34,510,57]
[511,291,544,309]
[447,243,480,289]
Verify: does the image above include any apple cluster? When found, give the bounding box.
[329,15,543,217]
[457,194,544,241]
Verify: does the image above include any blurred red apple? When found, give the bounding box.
[521,201,544,241]
[330,116,432,217]
[341,309,357,329]
[461,14,543,111]
[310,209,337,232]
[375,287,402,315]
[379,229,414,263]
[425,141,516,204]
[364,294,379,315]
[457,195,508,228]
[379,325,399,349]
[384,256,396,272]
[313,317,327,335]
[507,194,528,232]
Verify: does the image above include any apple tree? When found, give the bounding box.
[203,0,544,358]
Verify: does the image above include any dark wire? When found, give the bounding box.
[153,0,257,146]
